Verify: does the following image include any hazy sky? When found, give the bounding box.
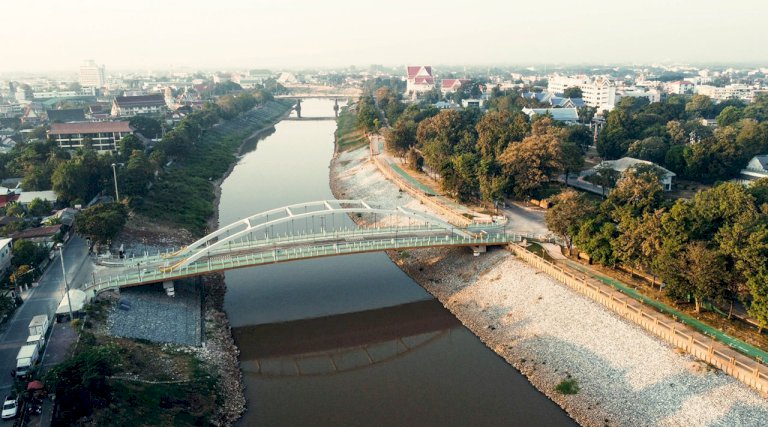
[2,0,766,73]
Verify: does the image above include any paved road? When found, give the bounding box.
[501,202,549,235]
[0,236,90,394]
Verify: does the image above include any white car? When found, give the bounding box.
[1,395,18,419]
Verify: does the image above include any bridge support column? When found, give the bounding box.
[471,245,487,257]
[163,281,175,297]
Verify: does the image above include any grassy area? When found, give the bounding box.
[335,107,368,152]
[555,377,580,395]
[526,242,555,262]
[139,100,292,235]
[47,331,218,426]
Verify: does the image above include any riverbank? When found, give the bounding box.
[330,145,768,426]
[107,101,294,425]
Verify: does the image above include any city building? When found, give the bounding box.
[406,66,435,96]
[111,94,167,117]
[695,84,756,102]
[0,238,11,274]
[79,60,106,88]
[48,121,133,151]
[594,157,676,191]
[440,79,470,95]
[547,75,616,110]
[522,107,579,124]
[740,155,768,182]
[665,80,695,95]
[46,109,86,123]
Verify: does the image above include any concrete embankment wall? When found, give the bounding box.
[509,244,768,396]
[370,154,472,227]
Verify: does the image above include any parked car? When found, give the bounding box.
[1,395,18,419]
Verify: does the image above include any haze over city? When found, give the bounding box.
[3,0,767,72]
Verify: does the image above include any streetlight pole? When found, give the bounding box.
[111,163,120,202]
[57,244,74,322]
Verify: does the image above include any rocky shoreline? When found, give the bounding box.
[329,145,768,426]
[112,106,294,426]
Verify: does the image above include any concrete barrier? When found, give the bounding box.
[509,244,768,396]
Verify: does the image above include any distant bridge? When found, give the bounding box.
[283,116,337,121]
[86,200,556,296]
[275,94,357,99]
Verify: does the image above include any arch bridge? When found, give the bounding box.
[86,200,552,296]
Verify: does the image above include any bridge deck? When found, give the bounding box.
[87,230,547,296]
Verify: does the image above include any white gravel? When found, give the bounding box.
[331,146,768,427]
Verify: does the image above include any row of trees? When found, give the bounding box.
[597,94,768,182]
[547,172,768,330]
[382,104,586,203]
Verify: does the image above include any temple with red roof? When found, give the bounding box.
[406,66,435,97]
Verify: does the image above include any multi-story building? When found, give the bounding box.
[548,75,616,110]
[665,80,694,95]
[79,60,106,88]
[406,66,435,97]
[111,94,167,117]
[696,84,756,102]
[48,121,133,151]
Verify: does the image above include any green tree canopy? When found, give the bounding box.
[75,202,128,244]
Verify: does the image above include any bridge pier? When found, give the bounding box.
[471,245,487,256]
[163,281,175,297]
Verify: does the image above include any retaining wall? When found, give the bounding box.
[510,244,768,396]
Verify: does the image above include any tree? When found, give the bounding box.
[626,137,668,164]
[27,198,53,217]
[685,242,730,313]
[498,120,565,197]
[615,209,665,273]
[128,116,162,139]
[11,240,49,268]
[575,216,618,266]
[475,111,528,159]
[563,87,583,98]
[592,165,620,197]
[685,95,714,118]
[75,203,128,244]
[561,142,584,182]
[545,190,596,254]
[605,166,664,221]
[597,108,632,159]
[716,106,743,127]
[118,135,144,161]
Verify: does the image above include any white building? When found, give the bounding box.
[547,75,616,110]
[740,155,768,182]
[617,88,661,104]
[696,84,756,102]
[79,60,106,88]
[0,238,12,274]
[596,157,676,191]
[665,80,694,95]
[48,121,133,151]
[111,94,167,117]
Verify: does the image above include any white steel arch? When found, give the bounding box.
[170,200,470,271]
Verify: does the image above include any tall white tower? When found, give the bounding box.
[79,60,106,88]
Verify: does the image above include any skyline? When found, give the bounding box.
[2,0,767,73]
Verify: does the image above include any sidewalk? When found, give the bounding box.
[368,133,496,226]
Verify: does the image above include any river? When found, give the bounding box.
[220,99,576,426]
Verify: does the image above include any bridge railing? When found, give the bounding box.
[88,231,564,295]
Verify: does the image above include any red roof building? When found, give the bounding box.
[440,79,471,95]
[406,66,435,96]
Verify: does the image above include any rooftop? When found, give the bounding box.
[49,121,133,135]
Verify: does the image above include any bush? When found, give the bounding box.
[555,378,580,395]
